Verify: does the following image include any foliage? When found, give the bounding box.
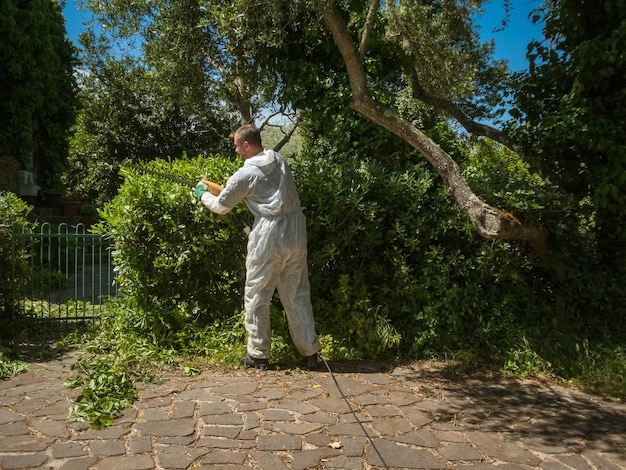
[93,145,626,374]
[76,0,510,134]
[96,155,252,340]
[503,336,552,378]
[0,0,78,186]
[62,298,172,428]
[50,0,626,424]
[295,128,625,395]
[384,0,511,121]
[66,352,139,429]
[295,146,526,359]
[463,138,548,214]
[0,349,29,380]
[568,341,626,397]
[505,1,626,391]
[67,59,232,206]
[173,312,247,361]
[511,0,626,273]
[0,192,31,318]
[59,139,626,427]
[78,0,284,125]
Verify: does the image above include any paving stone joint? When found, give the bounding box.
[0,351,624,469]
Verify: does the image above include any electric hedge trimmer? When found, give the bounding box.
[123,162,224,196]
[123,162,251,235]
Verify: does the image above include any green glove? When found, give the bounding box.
[194,182,208,200]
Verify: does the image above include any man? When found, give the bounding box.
[195,124,321,371]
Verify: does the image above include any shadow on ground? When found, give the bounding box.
[325,357,626,458]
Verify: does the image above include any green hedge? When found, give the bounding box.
[293,152,542,360]
[97,157,252,342]
[100,153,538,358]
[99,151,625,387]
[62,145,625,429]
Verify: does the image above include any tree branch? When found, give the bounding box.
[258,112,283,130]
[387,5,524,155]
[359,0,380,60]
[273,117,300,153]
[409,72,523,154]
[317,0,369,97]
[316,0,549,259]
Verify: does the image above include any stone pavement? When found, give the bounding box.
[1,351,625,469]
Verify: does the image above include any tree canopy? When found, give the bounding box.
[0,0,78,188]
[72,0,626,268]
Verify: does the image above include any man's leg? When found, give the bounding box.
[244,255,279,360]
[277,247,321,359]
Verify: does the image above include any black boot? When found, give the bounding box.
[240,356,270,371]
[303,353,318,370]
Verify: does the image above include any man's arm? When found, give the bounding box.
[200,191,231,215]
[195,181,231,215]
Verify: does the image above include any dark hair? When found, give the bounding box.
[235,124,262,147]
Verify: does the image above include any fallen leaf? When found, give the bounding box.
[328,440,343,449]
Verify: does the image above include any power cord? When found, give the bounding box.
[320,356,389,469]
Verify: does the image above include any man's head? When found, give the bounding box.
[234,124,263,159]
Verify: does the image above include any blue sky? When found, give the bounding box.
[63,0,88,45]
[62,0,543,72]
[476,0,544,71]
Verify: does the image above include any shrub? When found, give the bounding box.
[94,147,625,396]
[97,151,560,361]
[293,152,538,360]
[97,156,252,342]
[0,192,31,319]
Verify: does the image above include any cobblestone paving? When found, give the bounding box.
[1,351,625,469]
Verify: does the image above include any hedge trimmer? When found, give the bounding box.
[123,162,224,196]
[123,162,251,235]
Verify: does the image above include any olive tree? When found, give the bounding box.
[311,0,548,256]
[75,0,552,256]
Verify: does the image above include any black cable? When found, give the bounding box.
[320,356,389,469]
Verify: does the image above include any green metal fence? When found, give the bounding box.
[12,223,117,323]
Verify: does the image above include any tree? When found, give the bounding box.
[76,0,551,255]
[79,0,289,126]
[68,56,233,204]
[512,0,626,271]
[69,0,305,202]
[0,0,78,188]
[309,0,547,256]
[196,0,549,255]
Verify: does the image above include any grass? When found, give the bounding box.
[0,355,29,380]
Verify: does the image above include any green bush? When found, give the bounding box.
[294,135,624,392]
[98,151,603,362]
[97,156,252,342]
[0,192,31,319]
[93,146,625,397]
[293,152,536,360]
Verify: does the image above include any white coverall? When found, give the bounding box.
[200,149,321,360]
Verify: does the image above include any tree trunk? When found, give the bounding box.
[316,0,548,259]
